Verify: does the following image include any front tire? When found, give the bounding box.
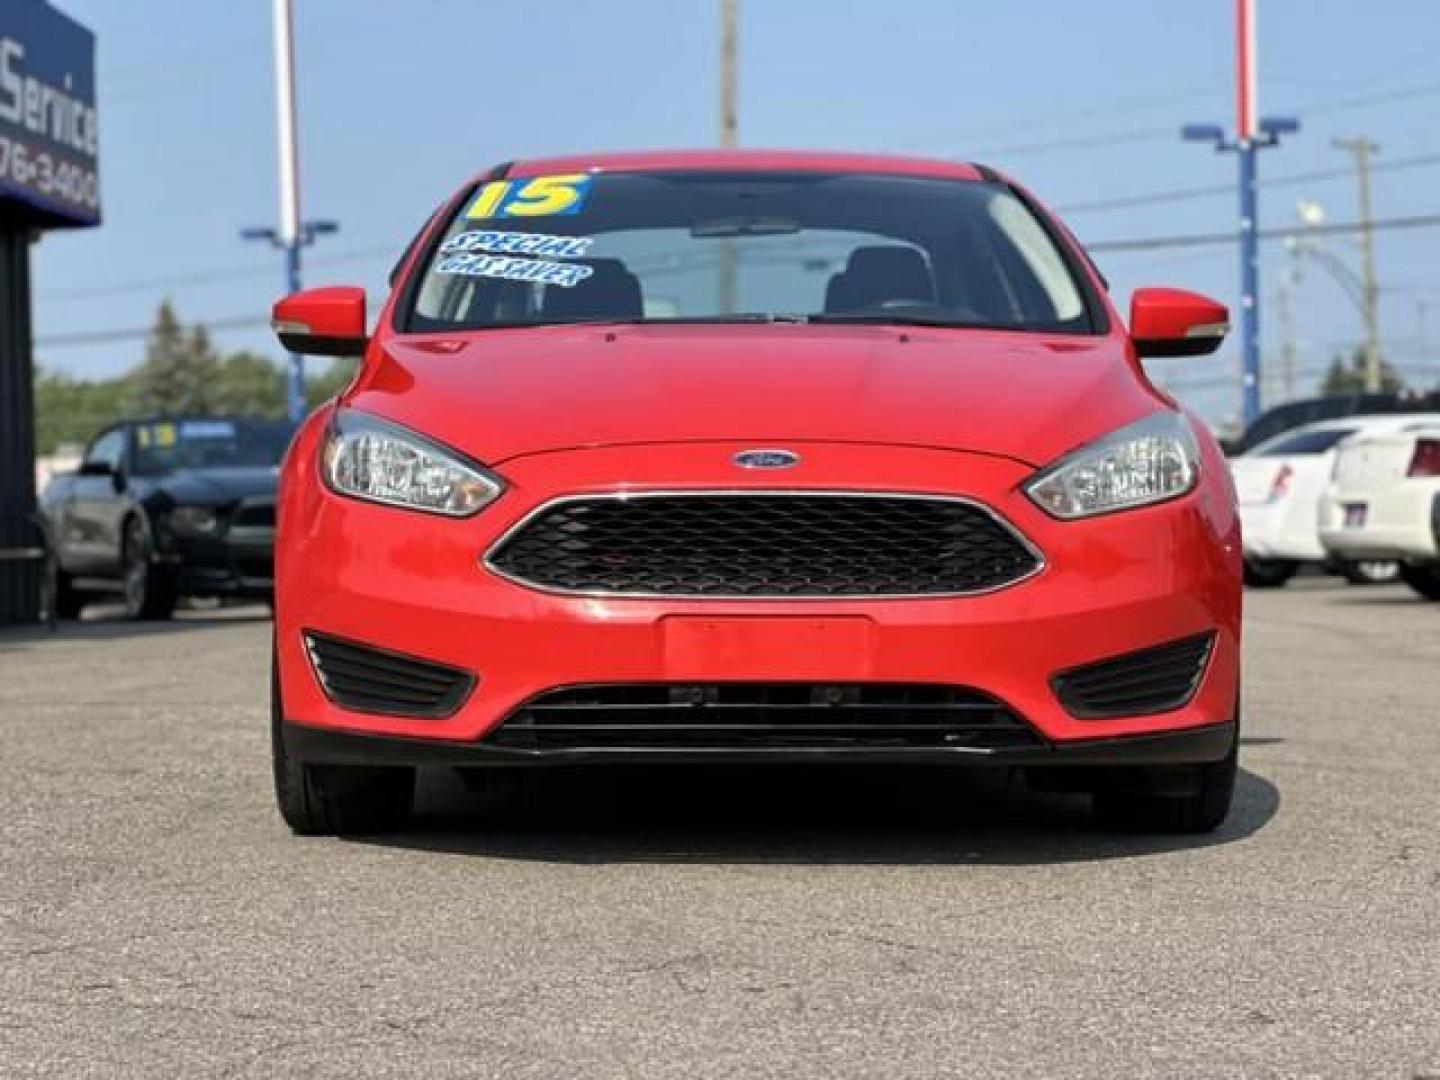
[122,517,178,620]
[1399,563,1440,601]
[1243,558,1297,589]
[1091,722,1238,834]
[271,653,415,835]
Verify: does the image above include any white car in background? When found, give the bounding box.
[1230,415,1440,588]
[1319,421,1440,600]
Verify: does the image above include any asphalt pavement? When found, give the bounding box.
[2,581,1438,1079]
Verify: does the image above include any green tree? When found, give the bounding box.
[32,369,131,455]
[210,351,287,417]
[127,300,218,415]
[305,359,359,409]
[1320,348,1406,396]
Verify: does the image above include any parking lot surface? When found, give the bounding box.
[2,581,1438,1078]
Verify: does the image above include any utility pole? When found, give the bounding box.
[720,0,738,150]
[1333,136,1383,392]
[716,0,738,314]
[241,0,338,422]
[1182,0,1298,428]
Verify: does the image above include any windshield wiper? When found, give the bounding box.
[477,314,801,329]
[805,313,1000,330]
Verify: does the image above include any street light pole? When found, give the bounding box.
[1181,0,1297,428]
[241,0,337,423]
[1332,136,1383,392]
[716,0,739,314]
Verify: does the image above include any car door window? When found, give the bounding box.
[83,428,126,471]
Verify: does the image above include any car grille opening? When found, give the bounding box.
[486,493,1041,597]
[304,632,475,718]
[231,501,276,529]
[485,683,1044,752]
[1051,632,1216,719]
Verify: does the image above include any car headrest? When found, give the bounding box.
[833,245,935,311]
[542,258,643,320]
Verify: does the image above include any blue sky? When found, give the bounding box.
[31,0,1440,428]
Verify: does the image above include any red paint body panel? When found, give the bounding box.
[277,419,1241,747]
[276,150,1241,757]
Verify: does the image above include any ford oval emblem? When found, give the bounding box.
[733,449,800,470]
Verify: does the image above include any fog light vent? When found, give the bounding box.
[304,632,475,718]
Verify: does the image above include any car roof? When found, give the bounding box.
[501,150,989,182]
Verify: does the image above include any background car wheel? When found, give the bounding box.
[122,517,178,621]
[1243,558,1298,589]
[1339,560,1400,586]
[1398,563,1440,601]
[271,652,415,835]
[1091,719,1238,834]
[48,559,85,621]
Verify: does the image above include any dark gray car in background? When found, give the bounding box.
[39,417,295,619]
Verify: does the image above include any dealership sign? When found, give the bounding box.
[0,0,98,228]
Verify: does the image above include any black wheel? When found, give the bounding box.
[121,517,178,621]
[1091,722,1238,834]
[1399,563,1440,601]
[1243,558,1298,589]
[1339,559,1400,586]
[271,652,414,835]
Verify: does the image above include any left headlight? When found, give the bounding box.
[322,408,504,517]
[168,505,221,536]
[1025,411,1200,520]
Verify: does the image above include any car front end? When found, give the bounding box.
[275,404,1239,769]
[267,152,1242,835]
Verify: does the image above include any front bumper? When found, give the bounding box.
[164,504,276,597]
[281,715,1237,767]
[1238,500,1325,561]
[276,433,1242,753]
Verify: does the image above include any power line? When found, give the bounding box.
[1058,151,1440,215]
[1088,211,1440,253]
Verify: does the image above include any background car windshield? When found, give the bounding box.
[131,419,295,474]
[408,172,1091,333]
[1250,427,1358,456]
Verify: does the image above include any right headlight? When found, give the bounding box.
[322,408,504,517]
[1025,411,1200,520]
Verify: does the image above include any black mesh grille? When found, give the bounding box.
[1052,633,1216,719]
[487,494,1040,597]
[304,633,475,718]
[487,683,1043,751]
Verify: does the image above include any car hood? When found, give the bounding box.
[350,324,1163,468]
[160,466,280,505]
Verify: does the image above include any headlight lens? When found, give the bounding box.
[1025,412,1200,519]
[168,505,221,536]
[322,409,504,517]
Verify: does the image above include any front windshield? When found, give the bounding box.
[131,419,295,474]
[407,171,1093,333]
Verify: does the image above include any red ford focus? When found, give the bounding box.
[269,151,1240,836]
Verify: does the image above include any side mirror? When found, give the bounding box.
[76,460,114,478]
[272,287,368,357]
[1130,288,1229,358]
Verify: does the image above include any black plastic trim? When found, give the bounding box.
[303,631,477,719]
[281,717,1236,768]
[1052,632,1216,720]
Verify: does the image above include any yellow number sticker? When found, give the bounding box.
[465,174,593,220]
